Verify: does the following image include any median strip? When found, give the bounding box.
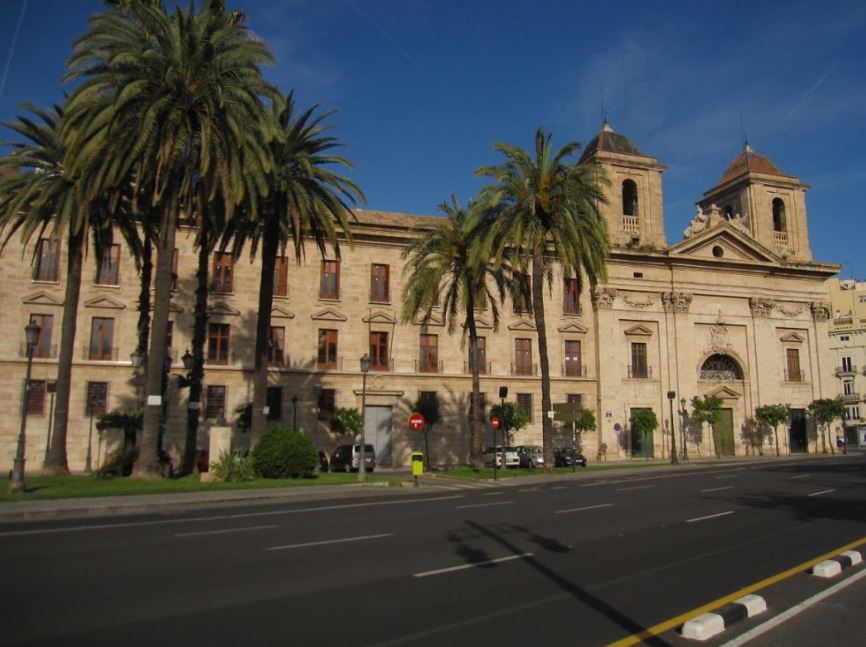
[680,594,767,640]
[811,550,863,578]
[413,553,534,578]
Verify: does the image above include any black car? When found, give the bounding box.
[554,448,587,467]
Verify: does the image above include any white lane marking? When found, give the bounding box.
[554,503,614,515]
[176,524,277,538]
[616,485,655,491]
[455,501,514,510]
[721,568,866,647]
[715,474,739,480]
[552,486,567,490]
[480,492,503,496]
[518,488,539,492]
[686,510,735,524]
[413,552,534,578]
[807,489,836,497]
[789,474,811,479]
[701,486,734,493]
[268,532,394,551]
[0,495,463,537]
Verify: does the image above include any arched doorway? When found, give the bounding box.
[699,355,744,456]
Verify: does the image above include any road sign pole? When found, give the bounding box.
[572,420,576,474]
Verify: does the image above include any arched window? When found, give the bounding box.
[772,198,786,232]
[622,179,638,217]
[700,354,743,381]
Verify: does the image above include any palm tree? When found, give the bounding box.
[401,196,505,468]
[225,92,364,441]
[477,128,609,471]
[62,0,280,477]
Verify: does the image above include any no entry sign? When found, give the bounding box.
[408,412,425,431]
[490,416,501,429]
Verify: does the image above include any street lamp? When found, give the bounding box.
[680,397,689,460]
[496,386,508,481]
[667,391,679,465]
[358,354,371,482]
[130,349,145,406]
[10,322,41,493]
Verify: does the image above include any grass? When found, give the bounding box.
[0,471,400,503]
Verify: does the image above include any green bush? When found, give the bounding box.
[96,446,139,479]
[251,425,318,478]
[210,450,255,482]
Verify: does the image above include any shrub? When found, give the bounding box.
[96,446,139,479]
[251,425,318,478]
[210,450,255,482]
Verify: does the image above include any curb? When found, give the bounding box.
[812,550,863,578]
[680,594,767,641]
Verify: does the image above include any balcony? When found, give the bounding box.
[622,216,639,233]
[840,392,861,404]
[370,358,394,373]
[22,344,58,359]
[562,363,588,378]
[463,361,491,376]
[268,351,290,368]
[205,351,238,367]
[784,369,806,383]
[773,231,789,247]
[315,355,343,371]
[511,363,538,376]
[416,359,443,374]
[835,365,857,377]
[627,365,652,379]
[83,346,119,361]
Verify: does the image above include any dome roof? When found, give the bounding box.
[717,144,784,185]
[579,121,642,163]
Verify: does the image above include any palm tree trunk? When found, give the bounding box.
[135,194,179,479]
[465,305,483,469]
[251,212,279,442]
[531,258,553,473]
[42,230,84,475]
[136,235,153,358]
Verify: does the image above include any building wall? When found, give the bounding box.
[826,277,866,443]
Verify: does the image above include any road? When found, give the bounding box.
[1,454,864,646]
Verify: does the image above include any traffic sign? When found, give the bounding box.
[408,412,425,431]
[490,416,501,429]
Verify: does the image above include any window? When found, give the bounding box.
[212,252,233,293]
[89,317,115,361]
[171,248,179,291]
[566,393,583,408]
[269,326,285,366]
[514,273,531,314]
[563,277,580,314]
[845,405,860,421]
[34,238,59,282]
[517,393,533,422]
[370,331,389,371]
[843,380,855,396]
[419,334,439,373]
[274,255,289,298]
[419,390,438,403]
[317,388,336,421]
[468,337,487,374]
[622,179,639,216]
[318,329,338,369]
[514,338,533,375]
[320,260,340,299]
[841,356,853,372]
[96,244,121,286]
[564,340,582,377]
[207,323,231,365]
[700,354,744,381]
[205,385,226,420]
[370,264,390,303]
[266,386,282,421]
[839,335,850,342]
[86,381,108,416]
[785,348,802,382]
[860,296,866,304]
[630,342,648,378]
[29,313,54,359]
[26,379,46,415]
[772,198,786,232]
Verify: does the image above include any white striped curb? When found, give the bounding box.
[681,595,767,641]
[812,550,863,578]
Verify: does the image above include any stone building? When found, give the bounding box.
[0,123,840,472]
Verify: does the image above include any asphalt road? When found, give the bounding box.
[1,454,865,647]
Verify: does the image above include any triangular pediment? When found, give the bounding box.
[312,307,347,322]
[508,319,537,332]
[207,301,240,317]
[624,324,653,337]
[669,223,783,264]
[558,321,588,334]
[271,305,295,320]
[704,385,742,400]
[363,310,396,325]
[473,316,493,330]
[414,312,444,327]
[779,332,805,343]
[22,292,63,307]
[83,296,126,310]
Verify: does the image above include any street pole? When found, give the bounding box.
[667,390,679,465]
[10,322,40,494]
[571,419,576,474]
[496,386,507,480]
[44,380,56,465]
[680,397,689,460]
[358,354,370,482]
[85,395,94,474]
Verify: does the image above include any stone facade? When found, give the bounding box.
[825,277,866,445]
[0,124,841,472]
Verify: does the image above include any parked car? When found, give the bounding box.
[318,450,330,473]
[554,448,587,467]
[516,445,544,468]
[330,444,376,473]
[483,445,520,468]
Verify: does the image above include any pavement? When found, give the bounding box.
[0,450,857,523]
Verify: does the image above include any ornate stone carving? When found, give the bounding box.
[591,287,617,310]
[810,301,831,321]
[709,312,732,353]
[776,302,806,318]
[683,205,708,239]
[749,297,775,318]
[662,291,693,313]
[622,293,655,309]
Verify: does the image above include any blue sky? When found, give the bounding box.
[2,0,865,278]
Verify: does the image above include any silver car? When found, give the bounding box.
[516,445,544,468]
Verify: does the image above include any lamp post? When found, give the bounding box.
[292,395,298,431]
[496,386,508,480]
[10,322,40,493]
[130,349,145,406]
[44,380,57,465]
[359,354,371,482]
[667,390,679,465]
[680,397,689,460]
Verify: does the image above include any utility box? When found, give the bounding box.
[411,451,424,477]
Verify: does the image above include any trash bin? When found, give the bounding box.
[411,451,424,478]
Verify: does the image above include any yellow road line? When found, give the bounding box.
[605,535,866,647]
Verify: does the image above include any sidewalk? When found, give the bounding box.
[0,451,853,524]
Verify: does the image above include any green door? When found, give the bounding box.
[714,409,735,456]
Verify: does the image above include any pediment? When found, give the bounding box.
[558,321,588,334]
[207,301,240,317]
[473,316,493,330]
[669,224,782,264]
[508,319,537,332]
[704,385,742,400]
[271,305,295,320]
[413,312,444,327]
[363,310,397,325]
[83,296,126,310]
[22,292,63,307]
[779,332,805,343]
[624,324,653,337]
[312,307,347,322]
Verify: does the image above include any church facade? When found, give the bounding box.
[0,124,840,472]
